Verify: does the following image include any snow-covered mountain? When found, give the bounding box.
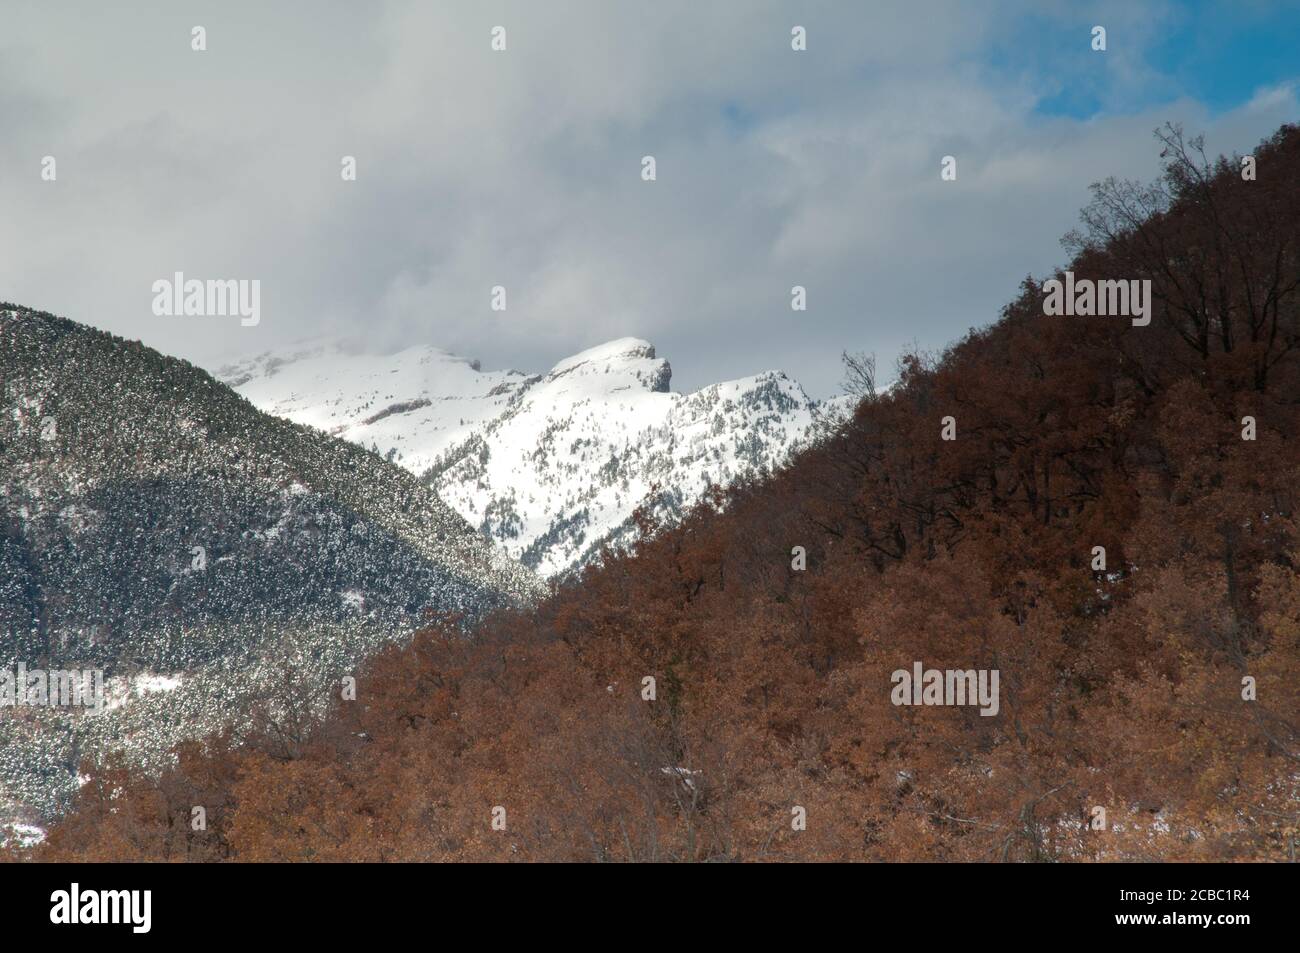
[220,337,852,577]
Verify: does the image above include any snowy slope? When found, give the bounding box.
[220,341,533,475]
[1,303,541,820]
[220,337,851,577]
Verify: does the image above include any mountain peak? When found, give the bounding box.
[549,337,657,374]
[221,334,848,577]
[545,338,670,395]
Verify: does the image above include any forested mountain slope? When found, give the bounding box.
[0,305,540,820]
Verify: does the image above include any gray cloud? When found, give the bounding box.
[1,1,1296,396]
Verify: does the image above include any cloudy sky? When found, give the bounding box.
[2,1,1298,397]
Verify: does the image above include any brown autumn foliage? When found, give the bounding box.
[24,123,1300,862]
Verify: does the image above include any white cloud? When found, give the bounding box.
[0,1,1296,396]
